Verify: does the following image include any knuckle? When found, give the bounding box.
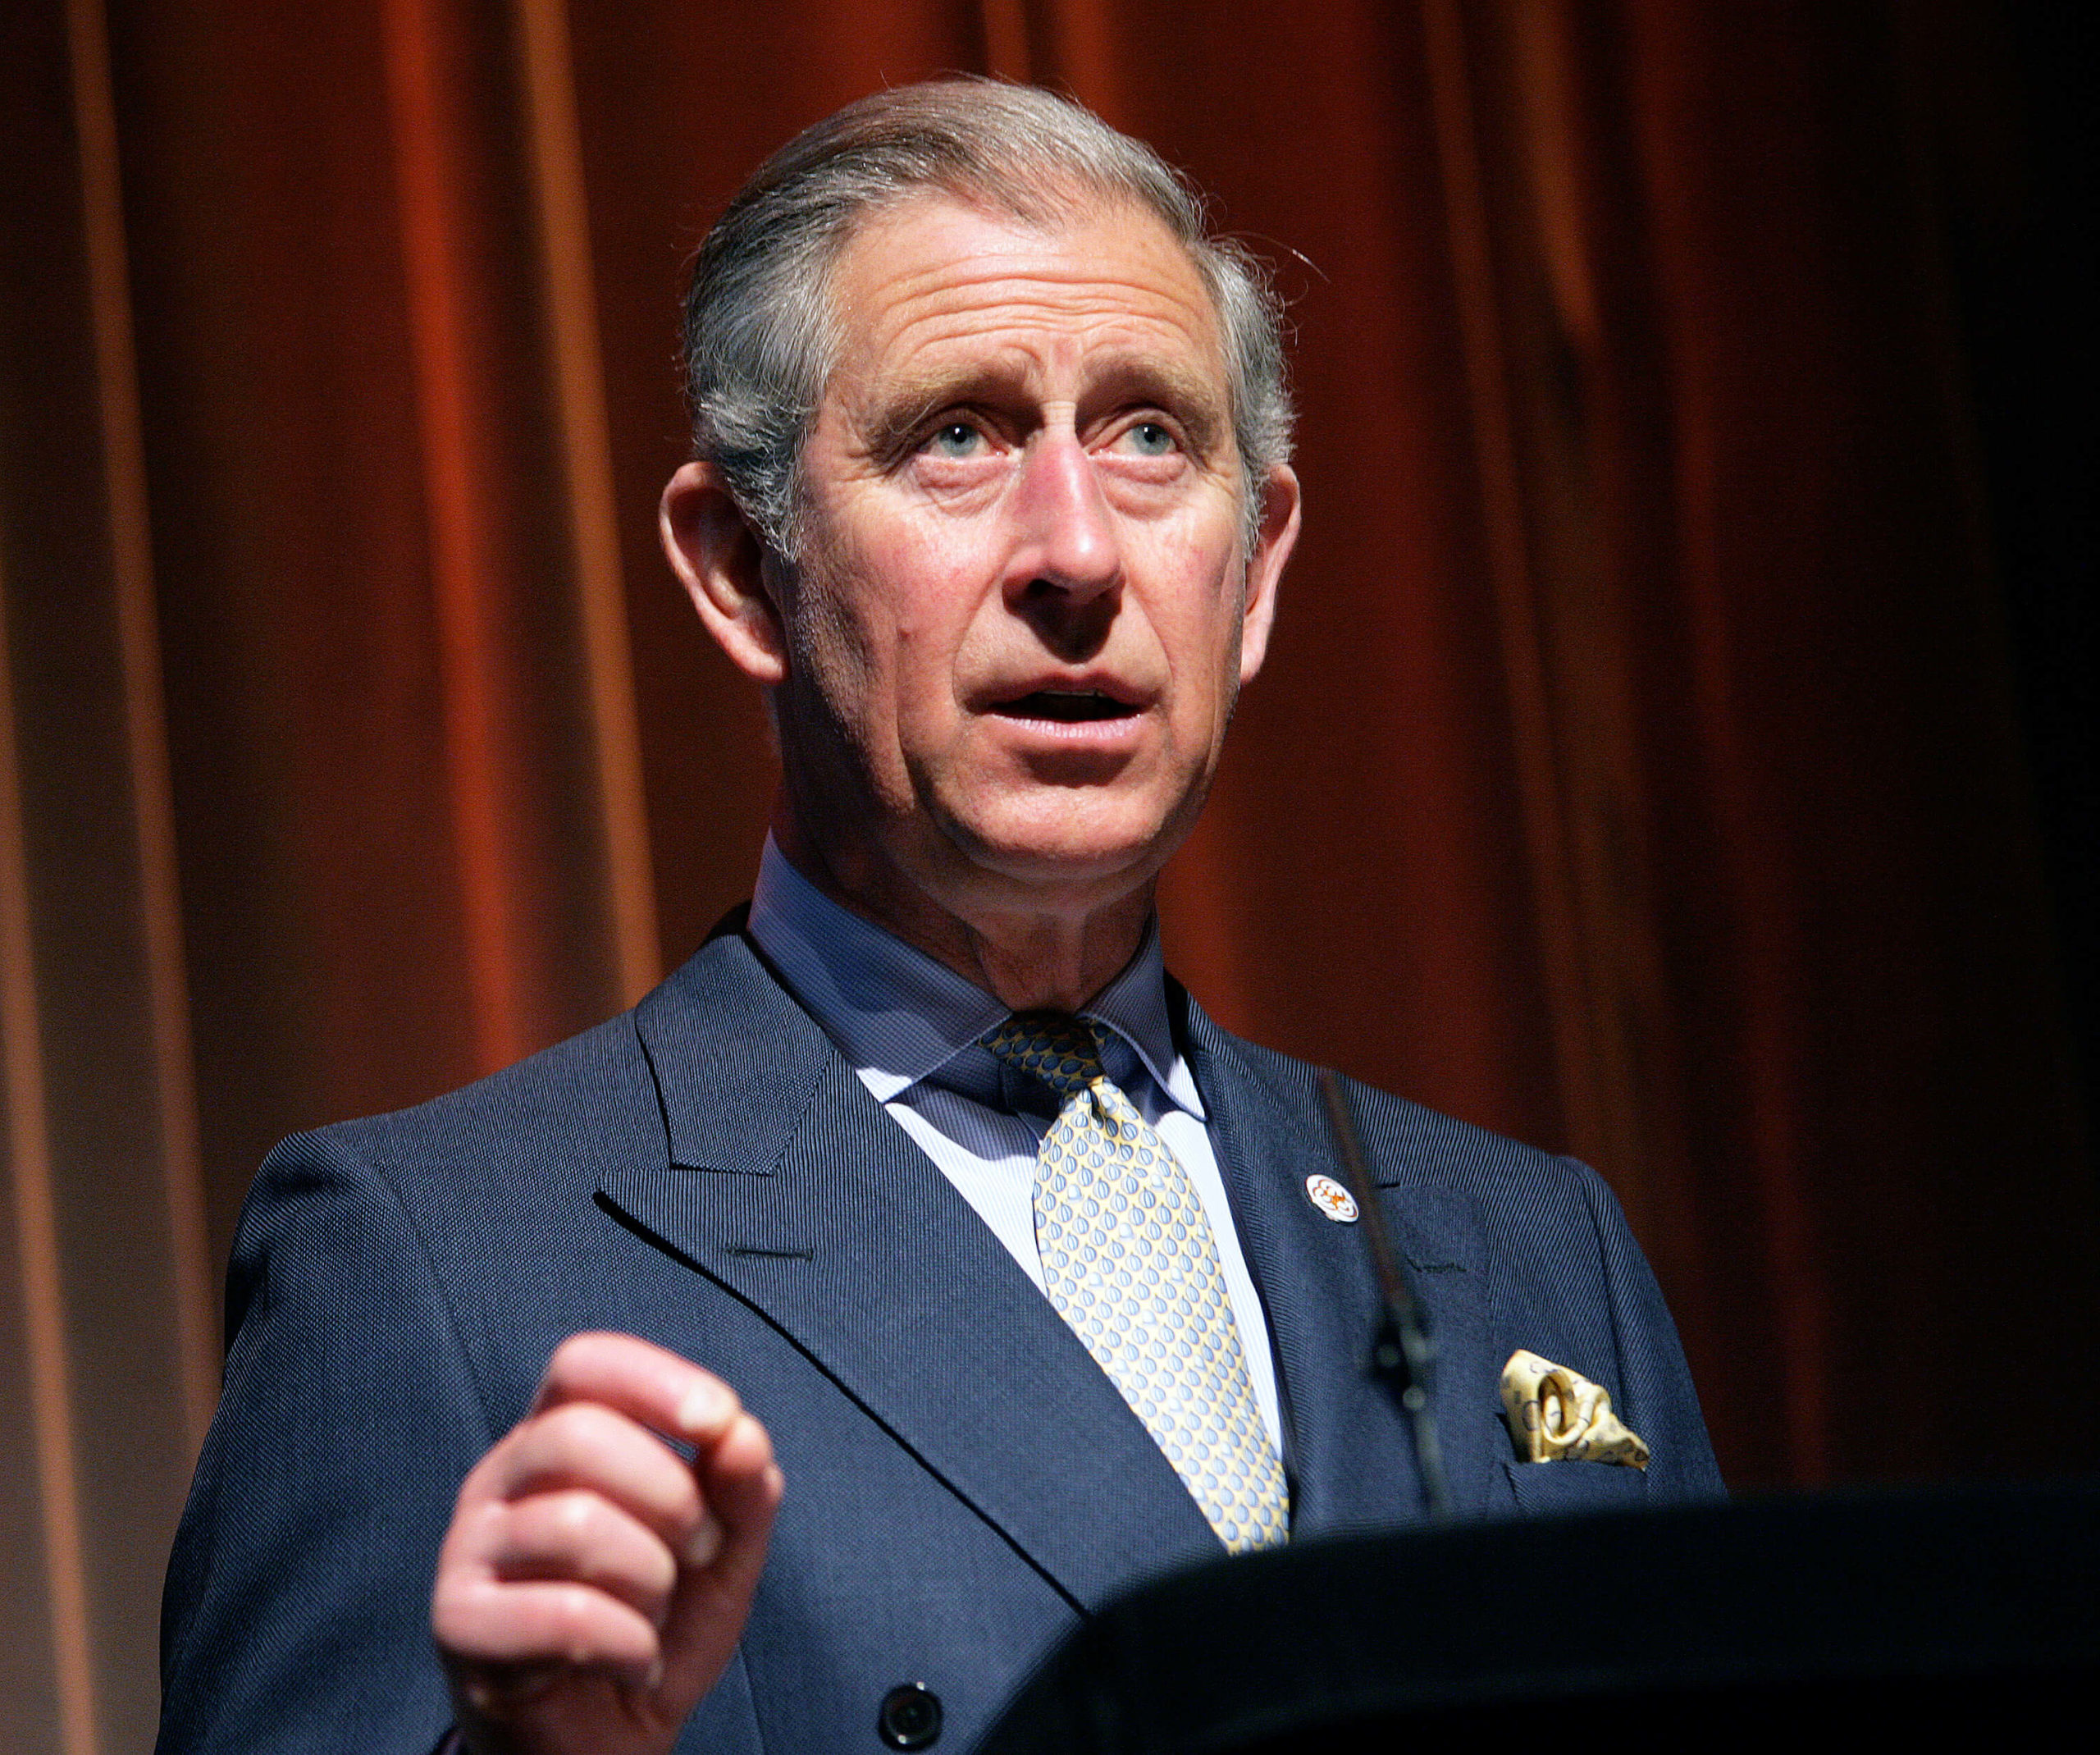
[534,1396,598,1440]
[441,1497,509,1566]
[429,1578,468,1635]
[531,1580,587,1646]
[737,1410,775,1464]
[542,1329,620,1388]
[517,1401,622,1478]
[431,1575,501,1653]
[663,1467,705,1522]
[458,1441,517,1502]
[550,1328,611,1366]
[541,1582,635,1661]
[541,1333,591,1386]
[500,1490,602,1565]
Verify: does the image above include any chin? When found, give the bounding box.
[939,797,1192,901]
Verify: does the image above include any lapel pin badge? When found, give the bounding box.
[1304,1172,1359,1223]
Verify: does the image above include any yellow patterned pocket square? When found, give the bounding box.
[1500,1349,1650,1469]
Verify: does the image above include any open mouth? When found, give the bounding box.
[995,690,1139,724]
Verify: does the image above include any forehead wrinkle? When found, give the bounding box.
[842,192,1215,307]
[855,280,1221,387]
[828,203,1224,359]
[866,251,1217,323]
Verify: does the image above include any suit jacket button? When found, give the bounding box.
[878,1681,942,1748]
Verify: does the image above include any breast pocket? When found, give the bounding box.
[1502,1457,1651,1517]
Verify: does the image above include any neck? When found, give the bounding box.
[773,805,1153,1012]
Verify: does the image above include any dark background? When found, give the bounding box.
[2,3,2092,1748]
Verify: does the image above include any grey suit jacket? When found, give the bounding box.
[158,927,1722,1753]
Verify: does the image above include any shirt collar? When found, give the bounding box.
[745,834,1202,1118]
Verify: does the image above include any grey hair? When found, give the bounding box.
[681,79,1294,559]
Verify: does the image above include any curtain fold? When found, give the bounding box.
[1,2,2089,1747]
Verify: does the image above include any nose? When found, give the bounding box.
[1007,430,1121,604]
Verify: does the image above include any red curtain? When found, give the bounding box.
[2,2,2091,1746]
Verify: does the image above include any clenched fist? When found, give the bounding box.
[432,1332,783,1755]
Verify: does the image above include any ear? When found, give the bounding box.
[660,460,789,685]
[1237,464,1300,685]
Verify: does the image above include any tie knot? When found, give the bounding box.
[980,1011,1105,1096]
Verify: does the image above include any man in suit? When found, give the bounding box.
[158,80,1720,1755]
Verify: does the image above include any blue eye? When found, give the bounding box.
[927,422,981,457]
[1124,421,1176,455]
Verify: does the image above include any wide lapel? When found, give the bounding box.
[1177,990,1511,1529]
[598,934,1221,1611]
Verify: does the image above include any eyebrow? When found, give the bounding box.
[856,354,1231,459]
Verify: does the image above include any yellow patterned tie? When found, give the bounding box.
[982,1012,1289,1554]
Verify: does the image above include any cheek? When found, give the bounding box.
[798,532,980,748]
[791,578,879,708]
[1147,532,1246,692]
[870,532,992,689]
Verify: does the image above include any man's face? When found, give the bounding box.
[767,194,1297,926]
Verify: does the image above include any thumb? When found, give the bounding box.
[655,1410,782,1703]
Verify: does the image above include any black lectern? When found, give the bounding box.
[979,1481,2098,1753]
